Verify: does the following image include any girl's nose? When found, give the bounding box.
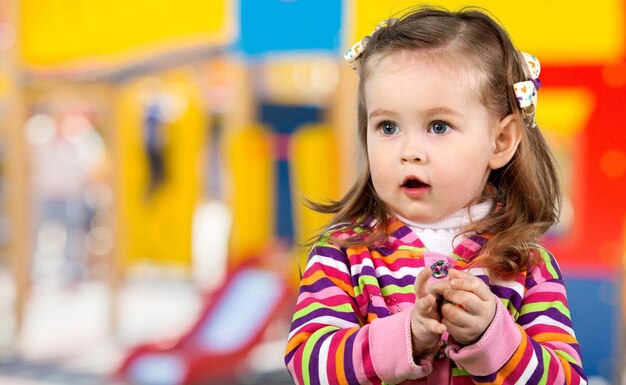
[401,143,426,163]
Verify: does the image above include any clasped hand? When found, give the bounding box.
[411,268,497,358]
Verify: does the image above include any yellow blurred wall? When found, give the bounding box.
[116,69,206,266]
[353,0,624,64]
[20,0,232,66]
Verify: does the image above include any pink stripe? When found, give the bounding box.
[349,248,373,260]
[297,286,351,304]
[301,261,340,279]
[539,261,558,280]
[454,238,482,260]
[531,265,546,284]
[548,350,566,385]
[397,230,421,245]
[291,344,305,385]
[542,342,582,363]
[296,322,339,336]
[527,280,567,294]
[325,329,344,385]
[464,238,483,253]
[525,324,571,336]
[353,328,375,384]
[298,293,355,309]
[333,231,354,240]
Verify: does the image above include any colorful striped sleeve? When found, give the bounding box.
[284,240,379,385]
[456,248,587,384]
[284,238,430,385]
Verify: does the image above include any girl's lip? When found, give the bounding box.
[402,175,427,186]
[401,184,431,198]
[401,176,430,198]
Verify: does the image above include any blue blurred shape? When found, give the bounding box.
[239,0,342,55]
[259,103,321,245]
[566,275,621,382]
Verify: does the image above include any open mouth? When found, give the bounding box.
[402,177,429,189]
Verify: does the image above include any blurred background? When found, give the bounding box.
[0,0,624,384]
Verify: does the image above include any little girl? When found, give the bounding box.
[284,6,586,385]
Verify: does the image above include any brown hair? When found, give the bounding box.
[311,6,561,279]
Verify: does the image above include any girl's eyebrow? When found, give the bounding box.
[369,107,464,120]
[424,107,464,117]
[368,109,399,120]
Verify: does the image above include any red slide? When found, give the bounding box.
[116,264,291,385]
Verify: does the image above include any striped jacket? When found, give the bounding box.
[284,218,586,384]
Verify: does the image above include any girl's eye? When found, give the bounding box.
[429,121,452,135]
[379,121,399,135]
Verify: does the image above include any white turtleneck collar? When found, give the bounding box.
[395,199,493,255]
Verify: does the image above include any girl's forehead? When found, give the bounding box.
[365,49,485,98]
[370,49,475,77]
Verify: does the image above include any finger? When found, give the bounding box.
[414,266,435,297]
[441,317,465,340]
[426,279,450,297]
[422,317,447,335]
[441,305,489,345]
[441,301,474,325]
[416,293,439,317]
[441,289,481,314]
[447,269,493,302]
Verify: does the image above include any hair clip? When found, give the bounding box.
[344,40,366,69]
[344,21,390,71]
[513,52,541,110]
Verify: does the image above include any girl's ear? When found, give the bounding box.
[489,114,522,170]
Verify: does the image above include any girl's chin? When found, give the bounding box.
[392,210,442,224]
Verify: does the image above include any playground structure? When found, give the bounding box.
[0,0,625,384]
[117,263,292,384]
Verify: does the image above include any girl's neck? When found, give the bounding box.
[395,200,493,254]
[396,200,493,230]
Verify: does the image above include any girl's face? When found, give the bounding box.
[365,50,504,223]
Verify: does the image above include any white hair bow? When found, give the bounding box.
[513,52,541,109]
[344,21,391,71]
